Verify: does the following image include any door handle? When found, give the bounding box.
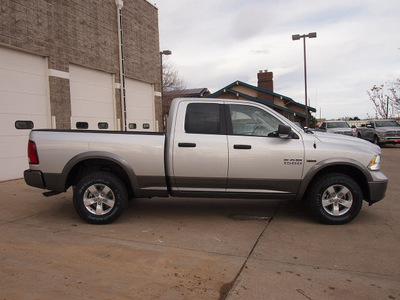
[178,143,196,148]
[233,144,252,149]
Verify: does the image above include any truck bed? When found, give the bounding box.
[27,129,168,197]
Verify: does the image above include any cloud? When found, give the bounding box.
[156,0,400,119]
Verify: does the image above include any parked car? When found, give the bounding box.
[316,121,355,136]
[356,119,400,145]
[24,98,387,225]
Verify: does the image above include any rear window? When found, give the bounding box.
[185,103,220,134]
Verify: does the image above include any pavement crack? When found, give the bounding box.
[219,201,282,300]
[297,289,313,299]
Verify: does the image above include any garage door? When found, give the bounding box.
[70,65,116,130]
[125,79,156,131]
[0,47,50,181]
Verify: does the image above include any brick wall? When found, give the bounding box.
[0,0,161,130]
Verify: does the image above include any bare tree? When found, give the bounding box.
[368,79,400,118]
[161,58,186,129]
[389,78,400,112]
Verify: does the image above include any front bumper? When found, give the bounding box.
[378,136,400,144]
[367,178,388,205]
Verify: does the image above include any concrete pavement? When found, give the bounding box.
[0,146,399,299]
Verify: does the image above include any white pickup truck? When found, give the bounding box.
[24,98,388,225]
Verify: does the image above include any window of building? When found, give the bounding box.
[228,104,283,137]
[76,122,89,129]
[142,123,150,129]
[129,123,137,129]
[185,103,220,134]
[98,122,108,129]
[15,120,34,130]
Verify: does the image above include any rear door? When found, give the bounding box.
[171,101,228,194]
[226,103,304,198]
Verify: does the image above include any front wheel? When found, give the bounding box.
[73,171,128,224]
[307,173,363,225]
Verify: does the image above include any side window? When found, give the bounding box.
[320,122,326,129]
[228,104,283,137]
[185,103,220,134]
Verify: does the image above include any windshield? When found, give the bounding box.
[375,120,400,127]
[327,122,350,129]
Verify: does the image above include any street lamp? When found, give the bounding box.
[160,50,172,130]
[292,32,317,128]
[160,50,172,93]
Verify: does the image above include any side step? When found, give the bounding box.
[43,191,62,197]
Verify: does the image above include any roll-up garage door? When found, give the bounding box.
[70,65,116,130]
[125,79,156,131]
[0,47,50,181]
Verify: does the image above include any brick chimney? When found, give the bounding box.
[257,70,273,91]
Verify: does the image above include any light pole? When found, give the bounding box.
[160,50,172,94]
[160,50,171,130]
[292,32,317,128]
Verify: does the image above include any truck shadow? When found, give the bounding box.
[121,197,315,224]
[381,144,400,149]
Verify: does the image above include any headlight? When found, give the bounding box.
[378,131,386,137]
[368,155,381,171]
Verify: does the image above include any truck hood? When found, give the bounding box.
[375,127,400,133]
[312,131,381,153]
[327,128,353,133]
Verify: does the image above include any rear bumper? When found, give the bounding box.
[24,170,45,189]
[24,169,66,192]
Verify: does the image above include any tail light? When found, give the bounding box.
[28,140,39,164]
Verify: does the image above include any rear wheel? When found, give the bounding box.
[73,171,128,224]
[307,173,363,225]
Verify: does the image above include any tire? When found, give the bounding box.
[307,173,363,225]
[357,132,362,138]
[73,171,128,224]
[373,135,379,145]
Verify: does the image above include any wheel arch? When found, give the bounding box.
[62,151,140,197]
[298,159,371,203]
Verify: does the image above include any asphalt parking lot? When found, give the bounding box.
[1,145,400,300]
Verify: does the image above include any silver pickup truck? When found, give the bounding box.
[316,121,355,137]
[356,119,400,145]
[24,98,388,225]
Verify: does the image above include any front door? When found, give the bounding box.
[226,103,304,198]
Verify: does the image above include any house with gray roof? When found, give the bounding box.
[207,71,316,126]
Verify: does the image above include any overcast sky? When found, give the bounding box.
[155,0,400,120]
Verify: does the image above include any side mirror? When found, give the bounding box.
[278,124,291,139]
